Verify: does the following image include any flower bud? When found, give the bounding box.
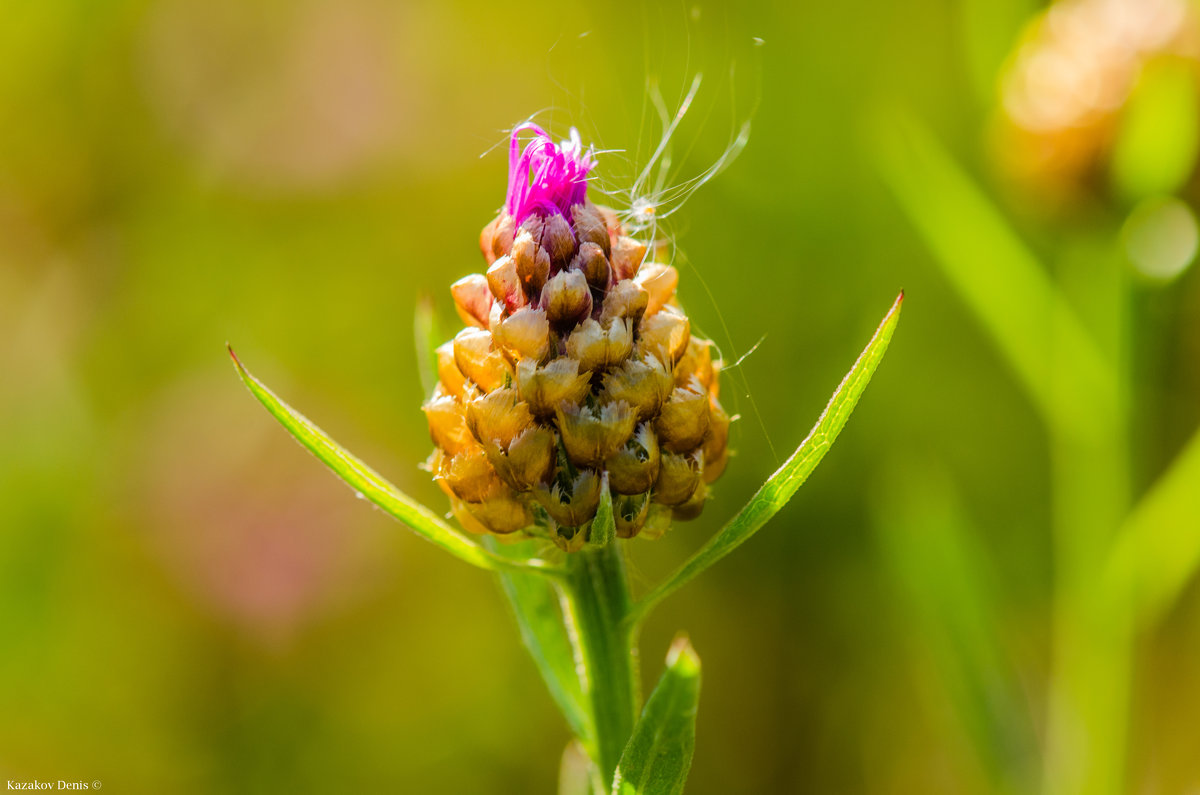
[571,202,611,255]
[671,479,708,521]
[674,337,715,390]
[518,214,545,242]
[708,359,722,401]
[494,306,551,362]
[639,503,675,540]
[453,327,512,391]
[614,492,651,538]
[450,496,491,535]
[450,273,493,328]
[534,469,603,528]
[516,357,591,417]
[511,229,551,295]
[702,398,730,483]
[436,341,467,398]
[480,216,500,265]
[606,423,661,495]
[656,380,711,453]
[597,204,621,236]
[490,213,516,261]
[484,425,557,491]
[486,255,526,313]
[423,390,479,455]
[540,269,593,327]
[599,281,649,328]
[601,355,674,420]
[571,242,610,291]
[633,263,678,316]
[554,524,589,552]
[541,212,577,266]
[610,236,647,281]
[453,492,532,535]
[466,386,534,448]
[637,307,690,366]
[653,450,702,506]
[556,400,637,467]
[441,446,506,503]
[567,318,633,371]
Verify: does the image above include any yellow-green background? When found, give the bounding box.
[2,0,1198,792]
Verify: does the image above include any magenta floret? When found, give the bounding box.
[505,123,594,226]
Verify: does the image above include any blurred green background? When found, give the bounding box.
[2,0,1199,792]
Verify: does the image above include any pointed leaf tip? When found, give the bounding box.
[665,634,700,674]
[628,292,903,625]
[612,635,701,795]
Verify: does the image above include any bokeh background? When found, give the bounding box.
[2,0,1199,792]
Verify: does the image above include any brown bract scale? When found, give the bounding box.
[511,230,551,294]
[634,264,678,316]
[572,242,611,290]
[541,270,592,328]
[451,274,493,328]
[567,319,634,372]
[571,203,611,255]
[424,202,729,544]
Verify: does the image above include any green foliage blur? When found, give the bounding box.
[2,0,1198,792]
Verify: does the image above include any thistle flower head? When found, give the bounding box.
[429,123,730,548]
[506,124,594,227]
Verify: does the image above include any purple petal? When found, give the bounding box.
[505,124,594,227]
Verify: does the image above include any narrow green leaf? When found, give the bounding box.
[611,635,701,795]
[1111,60,1200,202]
[872,109,1116,440]
[628,293,903,625]
[1105,426,1200,625]
[228,347,560,577]
[589,473,615,548]
[874,461,1036,794]
[490,539,592,744]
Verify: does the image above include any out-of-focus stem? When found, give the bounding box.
[1043,244,1132,795]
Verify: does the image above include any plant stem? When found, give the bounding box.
[562,541,641,786]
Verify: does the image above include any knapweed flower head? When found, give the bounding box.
[423,124,729,551]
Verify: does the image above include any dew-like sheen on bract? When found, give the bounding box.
[423,124,729,551]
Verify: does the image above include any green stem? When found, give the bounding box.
[562,542,640,786]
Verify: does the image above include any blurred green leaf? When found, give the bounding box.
[229,347,561,576]
[629,292,903,625]
[873,110,1117,440]
[611,636,701,795]
[491,540,593,745]
[1111,60,1200,203]
[874,461,1036,794]
[959,0,1036,104]
[1106,426,1200,625]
